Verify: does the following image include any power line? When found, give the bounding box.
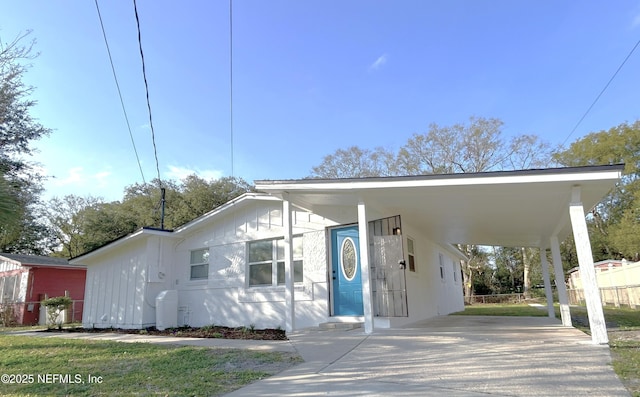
[94,0,146,185]
[132,0,162,186]
[229,0,234,177]
[561,37,640,147]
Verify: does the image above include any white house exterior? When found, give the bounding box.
[71,165,623,343]
[74,193,465,331]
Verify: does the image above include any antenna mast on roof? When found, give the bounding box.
[160,187,166,230]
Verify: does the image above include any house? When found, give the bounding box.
[70,164,623,344]
[0,254,86,325]
[568,259,640,308]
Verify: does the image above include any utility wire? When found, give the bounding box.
[229,0,234,177]
[561,37,640,147]
[132,0,162,186]
[94,0,146,185]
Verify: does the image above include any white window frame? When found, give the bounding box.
[247,236,303,287]
[406,236,417,272]
[190,248,209,281]
[438,253,445,281]
[452,259,458,282]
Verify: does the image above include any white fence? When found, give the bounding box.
[568,286,639,309]
[568,260,640,309]
[0,300,83,326]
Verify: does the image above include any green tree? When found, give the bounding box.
[47,176,254,258]
[0,172,18,225]
[120,179,183,230]
[81,201,139,253]
[174,176,255,225]
[0,30,52,254]
[45,195,104,258]
[492,246,525,294]
[554,120,640,260]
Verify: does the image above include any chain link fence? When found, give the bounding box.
[568,286,639,309]
[468,293,526,304]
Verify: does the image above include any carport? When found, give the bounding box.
[256,164,624,344]
[226,315,629,396]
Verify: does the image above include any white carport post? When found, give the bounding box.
[357,201,374,334]
[283,194,295,333]
[550,236,572,327]
[569,186,608,344]
[538,247,555,318]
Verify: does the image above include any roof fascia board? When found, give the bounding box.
[0,255,21,267]
[256,168,622,192]
[69,228,167,264]
[23,264,87,270]
[445,244,469,261]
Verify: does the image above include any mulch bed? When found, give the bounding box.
[39,325,288,340]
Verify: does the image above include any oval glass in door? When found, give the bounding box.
[341,237,357,281]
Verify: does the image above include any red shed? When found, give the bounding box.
[0,253,86,325]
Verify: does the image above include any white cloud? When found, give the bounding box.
[633,12,640,28]
[55,167,85,186]
[94,171,112,188]
[165,165,223,181]
[368,54,388,71]
[53,167,112,188]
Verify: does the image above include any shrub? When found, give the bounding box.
[41,296,73,330]
[0,303,17,327]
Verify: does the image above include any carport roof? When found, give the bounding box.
[255,164,624,248]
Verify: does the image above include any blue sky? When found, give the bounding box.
[3,1,640,201]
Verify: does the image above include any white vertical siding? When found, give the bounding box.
[82,239,150,329]
[17,270,29,302]
[0,259,22,272]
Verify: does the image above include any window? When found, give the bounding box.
[190,248,209,280]
[248,237,303,287]
[407,237,416,272]
[452,259,458,282]
[439,253,445,281]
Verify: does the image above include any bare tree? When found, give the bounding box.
[310,146,398,178]
[309,116,555,300]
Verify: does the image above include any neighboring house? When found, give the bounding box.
[71,165,623,344]
[568,259,640,308]
[0,254,86,325]
[568,259,626,286]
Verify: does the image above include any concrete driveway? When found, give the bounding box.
[226,315,629,396]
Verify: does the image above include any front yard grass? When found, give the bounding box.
[453,302,640,397]
[451,303,548,317]
[0,335,301,396]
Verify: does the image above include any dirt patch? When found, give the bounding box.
[39,325,288,340]
[609,329,640,342]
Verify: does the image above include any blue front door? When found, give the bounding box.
[331,226,364,316]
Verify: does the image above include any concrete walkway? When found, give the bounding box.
[226,316,629,396]
[9,316,630,396]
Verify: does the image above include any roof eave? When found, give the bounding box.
[256,164,625,192]
[69,228,174,264]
